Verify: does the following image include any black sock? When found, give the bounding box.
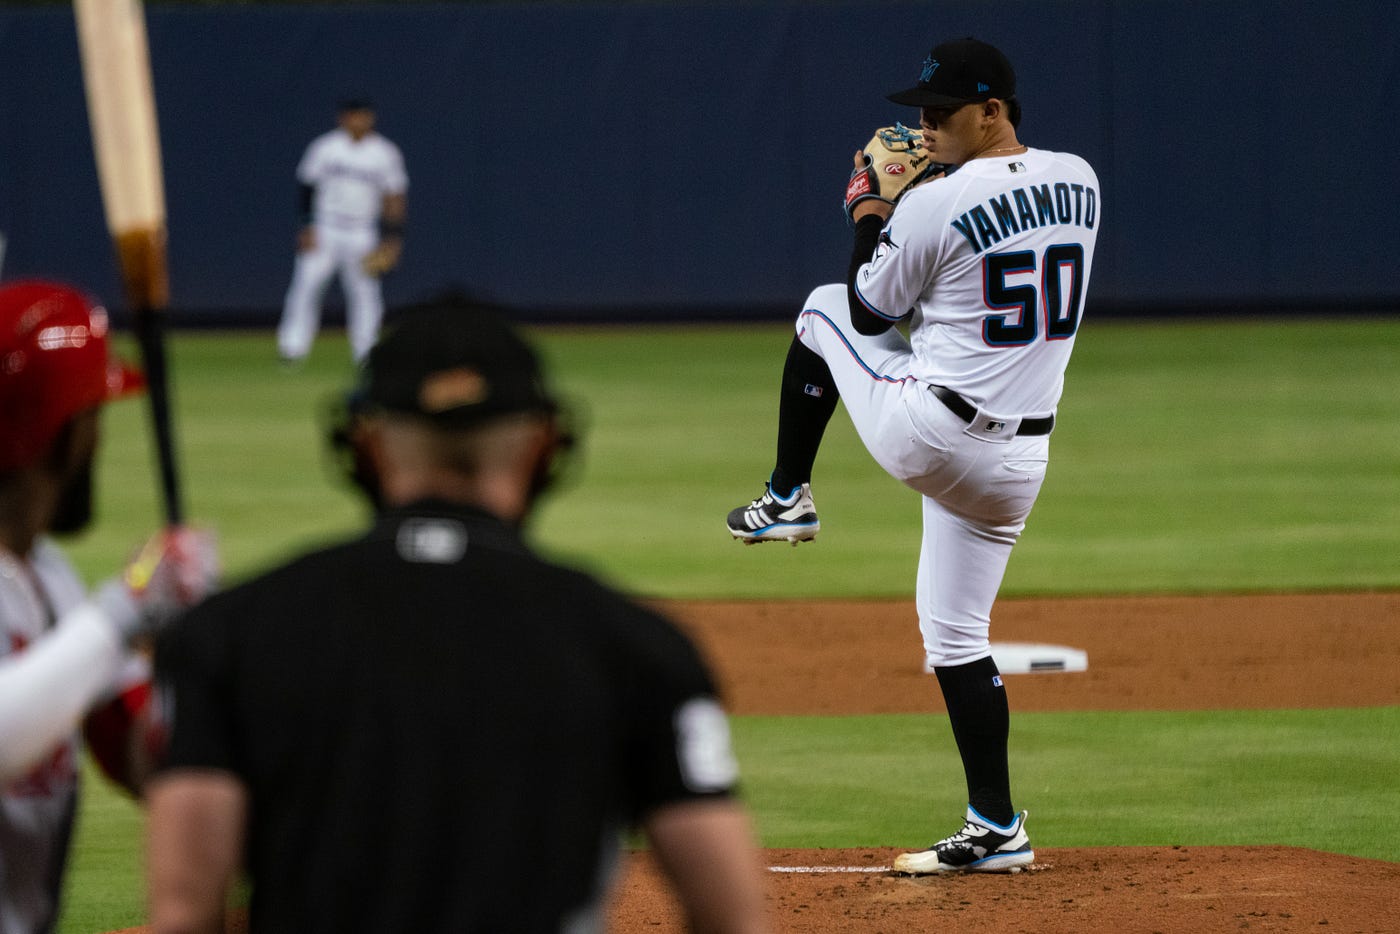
[934,656,1013,826]
[770,336,839,495]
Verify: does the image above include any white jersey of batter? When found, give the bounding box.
[0,540,149,934]
[1,541,93,934]
[297,128,407,229]
[854,148,1099,417]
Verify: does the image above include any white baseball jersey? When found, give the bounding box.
[297,129,408,229]
[853,148,1100,417]
[0,540,87,934]
[793,145,1101,668]
[0,539,150,934]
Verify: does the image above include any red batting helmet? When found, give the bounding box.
[0,280,144,472]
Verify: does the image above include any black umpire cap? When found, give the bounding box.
[887,37,1016,108]
[357,299,558,428]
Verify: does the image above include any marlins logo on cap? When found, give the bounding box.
[887,37,1016,108]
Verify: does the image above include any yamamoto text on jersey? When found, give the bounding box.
[951,181,1098,254]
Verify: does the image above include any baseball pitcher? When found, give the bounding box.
[727,37,1101,874]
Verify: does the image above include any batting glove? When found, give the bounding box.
[95,526,220,643]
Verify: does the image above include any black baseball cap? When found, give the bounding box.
[358,299,557,427]
[886,38,1016,108]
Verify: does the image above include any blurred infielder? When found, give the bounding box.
[278,98,408,364]
[727,37,1101,873]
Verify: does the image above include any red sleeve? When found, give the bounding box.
[83,680,153,794]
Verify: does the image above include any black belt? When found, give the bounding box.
[930,385,1054,436]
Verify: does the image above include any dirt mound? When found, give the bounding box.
[612,845,1400,933]
[113,845,1399,934]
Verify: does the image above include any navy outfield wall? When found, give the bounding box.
[1,1,1397,323]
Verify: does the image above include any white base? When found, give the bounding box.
[923,642,1088,674]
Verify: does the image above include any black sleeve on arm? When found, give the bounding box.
[847,214,893,336]
[152,602,239,774]
[617,601,737,819]
[298,183,315,224]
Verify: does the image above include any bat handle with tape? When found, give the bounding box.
[133,311,182,527]
[118,228,183,527]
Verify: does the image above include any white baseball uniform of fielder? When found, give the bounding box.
[797,148,1099,667]
[278,127,408,363]
[0,540,145,934]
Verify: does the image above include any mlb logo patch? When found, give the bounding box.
[984,420,1006,434]
[992,675,1004,687]
[1009,161,1026,173]
[803,384,824,398]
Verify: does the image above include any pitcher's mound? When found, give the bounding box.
[611,845,1400,933]
[107,844,1398,933]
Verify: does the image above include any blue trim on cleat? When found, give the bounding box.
[891,806,1034,875]
[726,482,820,544]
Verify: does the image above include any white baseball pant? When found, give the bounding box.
[278,222,384,363]
[795,284,1051,668]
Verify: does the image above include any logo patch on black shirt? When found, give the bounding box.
[396,519,468,564]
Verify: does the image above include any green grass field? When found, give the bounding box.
[53,318,1400,931]
[64,317,1400,596]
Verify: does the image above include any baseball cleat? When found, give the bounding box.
[892,806,1034,875]
[726,481,819,545]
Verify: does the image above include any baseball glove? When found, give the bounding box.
[360,239,402,277]
[844,123,944,221]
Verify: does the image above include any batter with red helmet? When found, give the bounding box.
[0,281,216,933]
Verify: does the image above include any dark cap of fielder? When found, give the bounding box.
[887,37,1016,108]
[358,300,556,427]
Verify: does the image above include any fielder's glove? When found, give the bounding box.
[844,123,947,222]
[361,238,402,277]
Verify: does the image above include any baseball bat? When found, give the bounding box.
[74,0,183,526]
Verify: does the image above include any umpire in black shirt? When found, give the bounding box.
[145,300,768,933]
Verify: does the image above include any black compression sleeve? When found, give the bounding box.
[298,183,314,224]
[847,214,892,336]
